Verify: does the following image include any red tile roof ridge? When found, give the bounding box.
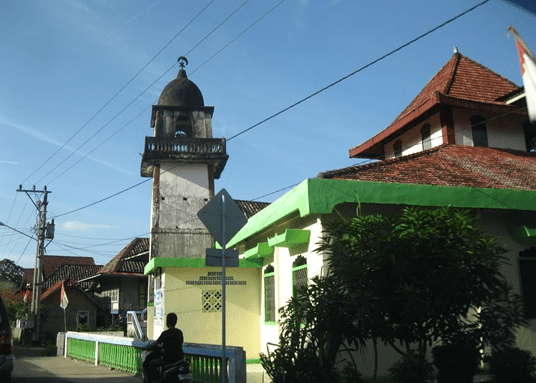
[442,52,462,95]
[458,54,519,96]
[391,53,519,126]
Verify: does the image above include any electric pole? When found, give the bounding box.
[18,185,51,345]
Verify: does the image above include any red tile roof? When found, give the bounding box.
[40,280,64,302]
[349,53,524,159]
[24,255,95,286]
[43,264,102,289]
[394,53,519,124]
[319,144,536,191]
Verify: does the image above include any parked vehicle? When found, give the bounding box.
[0,296,14,382]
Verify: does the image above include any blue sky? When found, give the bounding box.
[0,0,534,269]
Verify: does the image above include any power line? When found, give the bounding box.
[24,0,217,185]
[32,0,264,186]
[46,0,491,219]
[227,0,491,141]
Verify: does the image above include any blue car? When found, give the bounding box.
[0,296,14,382]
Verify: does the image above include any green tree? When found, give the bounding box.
[261,207,523,382]
[318,207,523,356]
[0,259,24,291]
[1,289,30,323]
[260,276,367,383]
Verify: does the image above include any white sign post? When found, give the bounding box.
[197,189,247,383]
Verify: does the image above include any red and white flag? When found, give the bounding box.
[60,281,69,309]
[510,26,536,121]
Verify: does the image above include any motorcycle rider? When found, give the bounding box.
[142,313,184,383]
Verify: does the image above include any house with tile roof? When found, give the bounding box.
[39,279,105,342]
[23,255,95,289]
[224,51,536,376]
[18,255,104,343]
[80,238,149,329]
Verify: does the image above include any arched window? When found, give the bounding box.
[393,140,402,158]
[421,124,431,150]
[471,116,488,147]
[264,265,276,323]
[292,255,308,296]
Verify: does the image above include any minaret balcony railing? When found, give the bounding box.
[141,136,228,178]
[144,136,226,156]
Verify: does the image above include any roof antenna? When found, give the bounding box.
[178,56,188,69]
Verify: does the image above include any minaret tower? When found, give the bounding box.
[141,57,228,261]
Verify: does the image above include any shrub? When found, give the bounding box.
[388,351,434,383]
[487,347,536,383]
[433,342,480,383]
[41,342,57,356]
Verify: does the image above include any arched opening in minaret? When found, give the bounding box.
[174,112,193,138]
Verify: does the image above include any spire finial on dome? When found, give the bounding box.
[178,56,188,69]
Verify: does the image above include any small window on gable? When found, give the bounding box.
[471,116,488,147]
[421,125,431,150]
[393,140,402,158]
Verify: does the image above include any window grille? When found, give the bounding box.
[264,265,276,323]
[202,290,222,313]
[292,255,308,296]
[421,124,431,150]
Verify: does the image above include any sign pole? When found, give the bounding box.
[197,188,247,383]
[221,195,227,383]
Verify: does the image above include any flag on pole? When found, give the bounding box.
[60,281,69,309]
[509,26,536,122]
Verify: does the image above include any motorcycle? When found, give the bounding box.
[160,359,194,383]
[142,347,194,383]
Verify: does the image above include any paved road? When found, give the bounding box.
[13,357,71,383]
[11,345,270,382]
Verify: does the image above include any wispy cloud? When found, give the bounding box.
[106,0,163,39]
[61,220,113,232]
[0,160,19,165]
[0,114,136,177]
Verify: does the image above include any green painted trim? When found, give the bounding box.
[144,257,263,274]
[292,264,308,271]
[246,359,262,364]
[244,242,274,259]
[264,321,277,326]
[227,178,536,248]
[509,225,536,246]
[147,302,154,307]
[268,229,310,248]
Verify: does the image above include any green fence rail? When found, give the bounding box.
[64,332,245,383]
[66,338,95,363]
[99,342,143,374]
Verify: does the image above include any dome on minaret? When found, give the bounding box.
[157,57,204,107]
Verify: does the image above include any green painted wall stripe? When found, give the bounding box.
[227,178,536,247]
[144,257,263,275]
